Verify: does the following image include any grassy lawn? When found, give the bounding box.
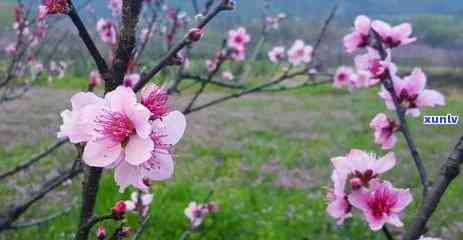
[0,78,462,239]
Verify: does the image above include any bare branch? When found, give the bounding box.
[134,0,232,92]
[0,139,67,180]
[404,135,463,240]
[67,0,110,81]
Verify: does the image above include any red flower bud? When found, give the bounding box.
[96,224,106,240]
[118,227,131,237]
[186,28,204,42]
[112,200,127,220]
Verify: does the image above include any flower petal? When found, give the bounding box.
[125,135,154,166]
[83,138,122,167]
[127,103,152,139]
[114,161,147,192]
[160,111,186,145]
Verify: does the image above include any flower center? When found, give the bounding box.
[95,109,135,143]
[367,187,397,218]
[352,169,377,185]
[234,35,244,44]
[398,89,418,108]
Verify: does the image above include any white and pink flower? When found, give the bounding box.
[348,179,412,231]
[268,46,286,63]
[333,66,354,88]
[354,47,391,80]
[326,171,351,224]
[222,71,234,81]
[287,40,313,66]
[123,73,140,88]
[97,19,117,44]
[343,15,371,53]
[371,20,416,48]
[331,149,396,188]
[227,27,250,49]
[369,113,398,150]
[124,191,154,217]
[108,0,122,17]
[379,68,445,117]
[89,69,102,88]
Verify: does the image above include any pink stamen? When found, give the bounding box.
[95,109,134,142]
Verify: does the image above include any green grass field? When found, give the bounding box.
[0,77,462,239]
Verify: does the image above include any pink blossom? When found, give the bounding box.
[89,69,102,88]
[186,28,204,42]
[371,20,416,48]
[78,86,153,170]
[123,73,140,88]
[206,59,217,73]
[57,92,105,143]
[34,63,45,74]
[185,202,207,228]
[333,66,354,88]
[108,0,122,17]
[343,15,371,53]
[114,110,186,192]
[348,179,412,231]
[354,47,391,80]
[141,83,169,119]
[227,27,250,49]
[124,191,153,217]
[326,171,351,224]
[5,43,16,57]
[49,61,67,79]
[38,0,69,20]
[379,68,445,117]
[350,70,378,88]
[331,149,396,187]
[268,46,286,63]
[369,113,398,150]
[222,71,234,81]
[230,46,246,62]
[97,19,117,44]
[96,224,106,240]
[287,40,313,66]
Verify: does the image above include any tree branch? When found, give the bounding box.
[67,0,110,81]
[404,135,463,240]
[134,0,232,92]
[0,139,67,180]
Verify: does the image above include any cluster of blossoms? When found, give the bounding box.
[267,39,313,66]
[3,4,48,79]
[184,201,219,229]
[58,84,186,192]
[334,15,445,150]
[327,16,447,235]
[327,150,412,230]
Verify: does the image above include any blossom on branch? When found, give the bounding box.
[97,19,117,44]
[369,113,398,150]
[371,20,416,48]
[185,201,219,229]
[326,171,351,224]
[379,68,445,117]
[333,66,354,88]
[108,0,122,17]
[124,191,154,217]
[343,15,371,53]
[348,179,412,231]
[227,27,250,49]
[331,149,396,188]
[287,40,313,66]
[222,71,234,81]
[268,46,286,63]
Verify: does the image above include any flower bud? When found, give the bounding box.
[118,226,131,237]
[186,28,204,42]
[96,224,106,240]
[112,200,127,220]
[207,202,219,213]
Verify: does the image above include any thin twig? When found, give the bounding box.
[67,0,110,81]
[382,226,395,240]
[6,200,78,230]
[0,139,67,180]
[134,0,231,92]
